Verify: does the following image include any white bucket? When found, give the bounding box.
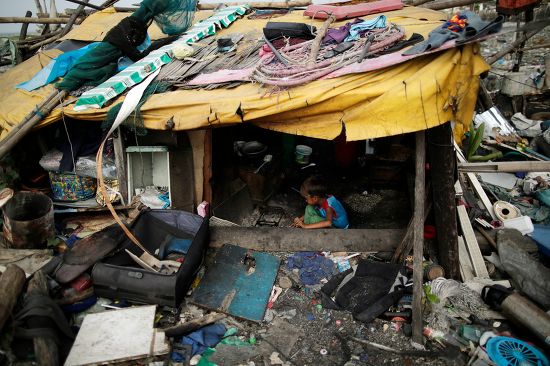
[295,145,312,165]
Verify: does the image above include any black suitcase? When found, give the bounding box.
[92,209,208,307]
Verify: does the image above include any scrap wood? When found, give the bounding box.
[457,205,489,279]
[163,313,226,338]
[0,264,26,331]
[458,161,550,173]
[307,13,336,67]
[412,131,426,346]
[458,236,475,282]
[348,336,448,357]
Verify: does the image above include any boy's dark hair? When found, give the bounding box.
[301,175,328,197]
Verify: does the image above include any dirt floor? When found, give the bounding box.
[182,250,457,366]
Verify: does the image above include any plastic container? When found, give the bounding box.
[295,145,313,165]
[502,215,534,235]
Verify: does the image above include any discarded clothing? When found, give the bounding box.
[320,260,411,322]
[344,15,387,42]
[16,43,100,91]
[179,323,227,356]
[286,252,336,285]
[483,183,550,224]
[323,19,363,44]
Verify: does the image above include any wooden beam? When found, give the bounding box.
[209,227,405,252]
[164,313,225,338]
[0,264,26,332]
[412,131,426,346]
[458,161,550,173]
[66,0,104,10]
[0,16,83,24]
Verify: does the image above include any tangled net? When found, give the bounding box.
[252,24,405,87]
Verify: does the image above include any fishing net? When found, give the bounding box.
[56,0,196,91]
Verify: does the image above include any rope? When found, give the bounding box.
[252,25,405,87]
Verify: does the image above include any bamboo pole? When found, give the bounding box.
[0,17,83,24]
[66,0,104,11]
[486,28,545,64]
[19,11,33,41]
[17,30,62,45]
[59,0,89,37]
[422,0,492,10]
[0,90,67,159]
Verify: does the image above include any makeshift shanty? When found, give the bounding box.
[0,0,549,365]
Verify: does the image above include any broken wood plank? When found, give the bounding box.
[210,227,405,252]
[457,205,489,279]
[458,161,550,173]
[458,236,475,282]
[422,0,492,10]
[164,313,225,338]
[0,264,26,332]
[412,131,426,346]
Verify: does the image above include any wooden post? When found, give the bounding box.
[0,264,26,332]
[203,129,213,205]
[427,123,459,279]
[19,11,32,41]
[27,270,58,366]
[486,27,544,65]
[412,131,426,346]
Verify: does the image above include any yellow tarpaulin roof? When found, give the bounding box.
[0,6,488,143]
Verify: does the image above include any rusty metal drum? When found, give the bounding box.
[2,192,54,249]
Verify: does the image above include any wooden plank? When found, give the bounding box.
[458,236,475,282]
[412,131,426,345]
[210,227,405,252]
[457,205,489,278]
[458,161,550,173]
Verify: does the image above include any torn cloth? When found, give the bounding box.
[179,323,227,356]
[344,15,387,42]
[320,260,411,322]
[286,252,336,285]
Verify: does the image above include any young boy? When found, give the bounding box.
[293,175,349,229]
